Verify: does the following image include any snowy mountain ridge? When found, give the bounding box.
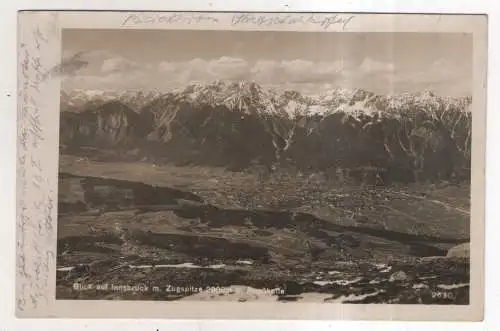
[61,81,472,119]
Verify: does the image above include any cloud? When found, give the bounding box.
[67,50,118,72]
[157,57,348,86]
[208,56,249,79]
[159,56,251,83]
[62,53,469,96]
[251,59,345,84]
[62,49,149,90]
[61,50,139,76]
[251,60,286,83]
[341,57,395,81]
[359,57,395,73]
[64,55,396,94]
[101,57,138,74]
[158,61,177,72]
[63,69,152,91]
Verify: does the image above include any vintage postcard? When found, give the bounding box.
[17,11,487,320]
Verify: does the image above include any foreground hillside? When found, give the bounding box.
[56,155,470,304]
[59,82,472,184]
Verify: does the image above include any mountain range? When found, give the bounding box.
[59,81,472,184]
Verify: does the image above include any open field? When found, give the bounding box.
[56,155,470,304]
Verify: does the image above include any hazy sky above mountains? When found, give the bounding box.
[61,29,472,97]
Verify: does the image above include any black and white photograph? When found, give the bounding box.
[54,27,475,304]
[52,26,477,305]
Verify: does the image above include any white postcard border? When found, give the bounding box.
[16,11,487,320]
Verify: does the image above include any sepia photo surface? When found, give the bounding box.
[17,12,487,320]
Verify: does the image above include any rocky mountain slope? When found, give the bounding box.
[61,89,163,113]
[59,81,472,183]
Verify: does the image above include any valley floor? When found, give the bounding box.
[56,155,471,304]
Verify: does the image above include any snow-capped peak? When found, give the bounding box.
[61,88,164,111]
[62,81,472,121]
[179,80,285,117]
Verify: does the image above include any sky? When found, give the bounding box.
[61,29,473,97]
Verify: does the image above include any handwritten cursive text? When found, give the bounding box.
[231,13,355,30]
[122,13,220,26]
